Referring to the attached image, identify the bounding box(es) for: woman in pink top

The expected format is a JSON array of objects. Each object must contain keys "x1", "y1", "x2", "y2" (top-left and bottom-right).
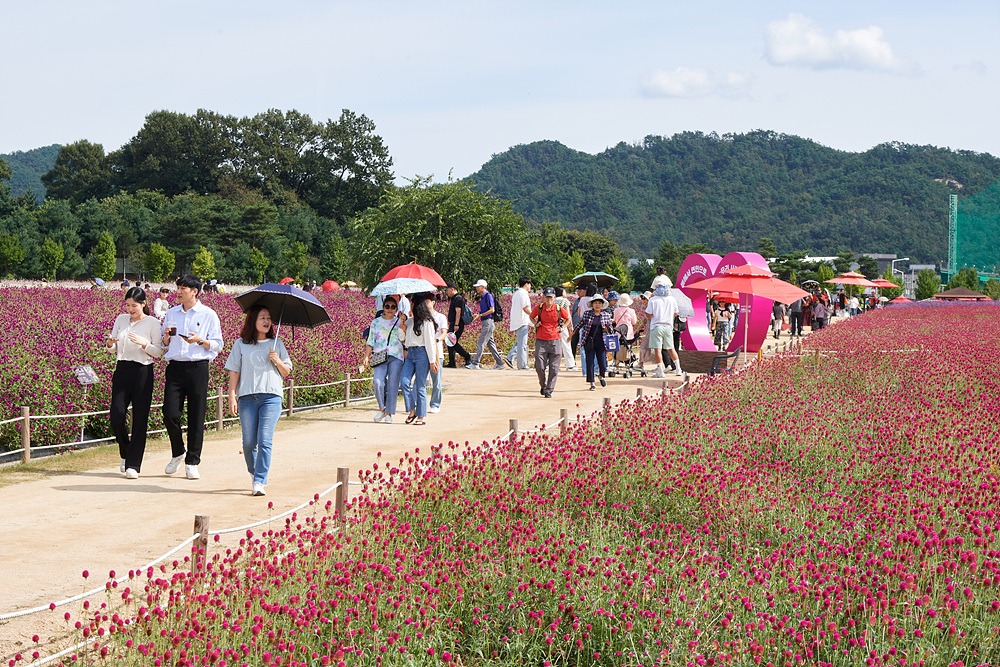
[{"x1": 612, "y1": 292, "x2": 638, "y2": 339}]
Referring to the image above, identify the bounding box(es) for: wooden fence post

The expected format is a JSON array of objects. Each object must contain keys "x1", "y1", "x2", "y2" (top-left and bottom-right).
[
  {"x1": 216, "y1": 386, "x2": 224, "y2": 431},
  {"x1": 345, "y1": 373, "x2": 352, "y2": 407},
  {"x1": 661, "y1": 380, "x2": 668, "y2": 395},
  {"x1": 287, "y1": 378, "x2": 295, "y2": 417},
  {"x1": 509, "y1": 419, "x2": 518, "y2": 442},
  {"x1": 559, "y1": 408, "x2": 568, "y2": 435},
  {"x1": 335, "y1": 467, "x2": 350, "y2": 523},
  {"x1": 602, "y1": 397, "x2": 611, "y2": 417},
  {"x1": 20, "y1": 406, "x2": 30, "y2": 463},
  {"x1": 636, "y1": 387, "x2": 643, "y2": 399},
  {"x1": 192, "y1": 514, "x2": 210, "y2": 575}
]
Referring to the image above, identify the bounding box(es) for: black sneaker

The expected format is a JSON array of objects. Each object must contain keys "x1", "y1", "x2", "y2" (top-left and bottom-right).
[
  {"x1": 540, "y1": 387, "x2": 546, "y2": 396},
  {"x1": 504, "y1": 357, "x2": 514, "y2": 369},
  {"x1": 599, "y1": 377, "x2": 606, "y2": 387},
  {"x1": 543, "y1": 390, "x2": 552, "y2": 398}
]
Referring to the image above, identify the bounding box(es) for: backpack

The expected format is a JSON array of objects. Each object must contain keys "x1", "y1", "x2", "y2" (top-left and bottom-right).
[
  {"x1": 460, "y1": 301, "x2": 473, "y2": 325},
  {"x1": 491, "y1": 294, "x2": 503, "y2": 322}
]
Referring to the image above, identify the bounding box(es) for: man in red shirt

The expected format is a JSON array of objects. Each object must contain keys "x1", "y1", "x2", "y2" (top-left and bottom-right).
[{"x1": 531, "y1": 287, "x2": 571, "y2": 398}]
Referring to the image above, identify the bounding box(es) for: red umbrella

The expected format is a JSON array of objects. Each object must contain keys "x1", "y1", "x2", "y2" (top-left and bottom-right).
[
  {"x1": 687, "y1": 264, "x2": 810, "y2": 364},
  {"x1": 321, "y1": 280, "x2": 340, "y2": 292},
  {"x1": 870, "y1": 278, "x2": 899, "y2": 289},
  {"x1": 381, "y1": 262, "x2": 447, "y2": 287},
  {"x1": 889, "y1": 296, "x2": 912, "y2": 304},
  {"x1": 688, "y1": 264, "x2": 810, "y2": 304},
  {"x1": 712, "y1": 291, "x2": 740, "y2": 304},
  {"x1": 278, "y1": 277, "x2": 295, "y2": 285},
  {"x1": 829, "y1": 272, "x2": 879, "y2": 288}
]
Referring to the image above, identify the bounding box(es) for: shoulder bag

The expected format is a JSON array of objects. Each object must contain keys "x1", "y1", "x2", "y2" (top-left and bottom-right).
[{"x1": 370, "y1": 318, "x2": 397, "y2": 367}]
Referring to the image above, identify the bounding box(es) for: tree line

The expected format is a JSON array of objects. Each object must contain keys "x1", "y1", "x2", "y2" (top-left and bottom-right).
[
  {"x1": 0, "y1": 108, "x2": 636, "y2": 290},
  {"x1": 469, "y1": 132, "x2": 1000, "y2": 263}
]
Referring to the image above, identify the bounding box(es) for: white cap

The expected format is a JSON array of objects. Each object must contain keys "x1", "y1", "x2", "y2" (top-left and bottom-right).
[{"x1": 473, "y1": 279, "x2": 488, "y2": 288}]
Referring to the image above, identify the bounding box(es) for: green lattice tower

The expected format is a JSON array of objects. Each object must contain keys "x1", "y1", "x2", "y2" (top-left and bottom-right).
[{"x1": 952, "y1": 180, "x2": 1000, "y2": 281}]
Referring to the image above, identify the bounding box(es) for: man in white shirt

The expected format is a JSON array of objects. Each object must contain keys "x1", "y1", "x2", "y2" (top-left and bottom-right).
[
  {"x1": 645, "y1": 284, "x2": 682, "y2": 378},
  {"x1": 160, "y1": 274, "x2": 224, "y2": 480},
  {"x1": 504, "y1": 277, "x2": 533, "y2": 370}
]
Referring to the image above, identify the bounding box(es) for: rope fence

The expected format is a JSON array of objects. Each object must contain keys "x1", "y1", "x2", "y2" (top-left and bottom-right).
[{"x1": 0, "y1": 374, "x2": 376, "y2": 465}]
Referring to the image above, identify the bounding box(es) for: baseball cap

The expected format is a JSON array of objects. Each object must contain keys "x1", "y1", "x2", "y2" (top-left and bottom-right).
[
  {"x1": 542, "y1": 287, "x2": 556, "y2": 297},
  {"x1": 473, "y1": 279, "x2": 488, "y2": 288}
]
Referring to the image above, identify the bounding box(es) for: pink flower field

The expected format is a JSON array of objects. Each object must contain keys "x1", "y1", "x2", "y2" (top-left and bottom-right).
[
  {"x1": 24, "y1": 303, "x2": 1000, "y2": 666},
  {"x1": 0, "y1": 287, "x2": 514, "y2": 450}
]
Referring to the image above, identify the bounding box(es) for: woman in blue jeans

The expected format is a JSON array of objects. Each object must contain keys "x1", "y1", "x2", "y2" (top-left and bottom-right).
[
  {"x1": 225, "y1": 305, "x2": 292, "y2": 496},
  {"x1": 400, "y1": 295, "x2": 439, "y2": 425},
  {"x1": 364, "y1": 296, "x2": 405, "y2": 423}
]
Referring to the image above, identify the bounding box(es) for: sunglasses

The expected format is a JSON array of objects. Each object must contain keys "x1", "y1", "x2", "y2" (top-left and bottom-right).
[{"x1": 384, "y1": 304, "x2": 398, "y2": 310}]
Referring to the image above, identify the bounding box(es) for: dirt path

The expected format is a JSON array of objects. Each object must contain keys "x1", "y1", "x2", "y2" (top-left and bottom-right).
[{"x1": 0, "y1": 364, "x2": 684, "y2": 652}]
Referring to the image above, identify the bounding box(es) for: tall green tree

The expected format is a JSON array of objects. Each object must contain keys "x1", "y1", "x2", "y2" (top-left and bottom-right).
[
  {"x1": 191, "y1": 245, "x2": 217, "y2": 280},
  {"x1": 39, "y1": 237, "x2": 64, "y2": 280},
  {"x1": 0, "y1": 232, "x2": 26, "y2": 276},
  {"x1": 758, "y1": 237, "x2": 779, "y2": 259},
  {"x1": 948, "y1": 267, "x2": 980, "y2": 291},
  {"x1": 879, "y1": 266, "x2": 903, "y2": 299},
  {"x1": 319, "y1": 234, "x2": 350, "y2": 281},
  {"x1": 982, "y1": 278, "x2": 1000, "y2": 301},
  {"x1": 915, "y1": 269, "x2": 941, "y2": 300},
  {"x1": 654, "y1": 240, "x2": 715, "y2": 285},
  {"x1": 604, "y1": 255, "x2": 633, "y2": 292},
  {"x1": 90, "y1": 231, "x2": 117, "y2": 281},
  {"x1": 349, "y1": 177, "x2": 529, "y2": 290},
  {"x1": 144, "y1": 242, "x2": 176, "y2": 281},
  {"x1": 41, "y1": 140, "x2": 112, "y2": 204},
  {"x1": 856, "y1": 255, "x2": 880, "y2": 279},
  {"x1": 564, "y1": 251, "x2": 586, "y2": 283},
  {"x1": 281, "y1": 241, "x2": 309, "y2": 281}
]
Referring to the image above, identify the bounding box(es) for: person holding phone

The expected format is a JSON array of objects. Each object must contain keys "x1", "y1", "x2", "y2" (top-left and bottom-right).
[
  {"x1": 160, "y1": 274, "x2": 224, "y2": 480},
  {"x1": 106, "y1": 287, "x2": 163, "y2": 478}
]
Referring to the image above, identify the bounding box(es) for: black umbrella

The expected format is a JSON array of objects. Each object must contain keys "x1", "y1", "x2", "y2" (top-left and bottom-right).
[
  {"x1": 572, "y1": 271, "x2": 619, "y2": 288},
  {"x1": 234, "y1": 283, "x2": 331, "y2": 343}
]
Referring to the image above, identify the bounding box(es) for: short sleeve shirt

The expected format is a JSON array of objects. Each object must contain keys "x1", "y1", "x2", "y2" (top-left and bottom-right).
[{"x1": 224, "y1": 338, "x2": 292, "y2": 398}]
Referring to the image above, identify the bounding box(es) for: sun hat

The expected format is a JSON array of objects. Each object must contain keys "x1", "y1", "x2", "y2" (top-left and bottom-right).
[
  {"x1": 473, "y1": 279, "x2": 488, "y2": 288},
  {"x1": 589, "y1": 294, "x2": 608, "y2": 307},
  {"x1": 618, "y1": 293, "x2": 634, "y2": 307},
  {"x1": 542, "y1": 286, "x2": 556, "y2": 297},
  {"x1": 642, "y1": 291, "x2": 653, "y2": 300}
]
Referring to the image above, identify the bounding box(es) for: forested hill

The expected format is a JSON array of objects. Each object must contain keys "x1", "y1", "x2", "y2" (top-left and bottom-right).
[
  {"x1": 1, "y1": 145, "x2": 59, "y2": 203},
  {"x1": 468, "y1": 131, "x2": 1000, "y2": 262}
]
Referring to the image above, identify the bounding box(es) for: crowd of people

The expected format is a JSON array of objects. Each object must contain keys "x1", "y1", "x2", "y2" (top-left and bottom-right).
[{"x1": 360, "y1": 269, "x2": 693, "y2": 424}]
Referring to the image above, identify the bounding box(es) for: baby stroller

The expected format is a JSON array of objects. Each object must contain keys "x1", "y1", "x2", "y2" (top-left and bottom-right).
[{"x1": 608, "y1": 324, "x2": 646, "y2": 378}]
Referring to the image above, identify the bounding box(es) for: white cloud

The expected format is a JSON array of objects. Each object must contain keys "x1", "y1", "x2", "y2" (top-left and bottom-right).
[
  {"x1": 765, "y1": 13, "x2": 908, "y2": 72},
  {"x1": 641, "y1": 67, "x2": 751, "y2": 98}
]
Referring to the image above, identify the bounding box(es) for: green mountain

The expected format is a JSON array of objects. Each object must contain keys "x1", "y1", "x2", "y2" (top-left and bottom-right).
[
  {"x1": 0, "y1": 144, "x2": 59, "y2": 203},
  {"x1": 468, "y1": 131, "x2": 1000, "y2": 263}
]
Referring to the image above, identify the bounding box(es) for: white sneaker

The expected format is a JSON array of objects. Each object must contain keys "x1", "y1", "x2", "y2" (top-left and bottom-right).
[
  {"x1": 651, "y1": 368, "x2": 665, "y2": 378},
  {"x1": 674, "y1": 368, "x2": 683, "y2": 377},
  {"x1": 185, "y1": 465, "x2": 200, "y2": 480},
  {"x1": 428, "y1": 406, "x2": 440, "y2": 414},
  {"x1": 252, "y1": 483, "x2": 266, "y2": 497},
  {"x1": 466, "y1": 364, "x2": 480, "y2": 370},
  {"x1": 164, "y1": 455, "x2": 185, "y2": 475},
  {"x1": 125, "y1": 468, "x2": 139, "y2": 479},
  {"x1": 373, "y1": 411, "x2": 385, "y2": 422},
  {"x1": 382, "y1": 414, "x2": 393, "y2": 423},
  {"x1": 120, "y1": 459, "x2": 126, "y2": 473}
]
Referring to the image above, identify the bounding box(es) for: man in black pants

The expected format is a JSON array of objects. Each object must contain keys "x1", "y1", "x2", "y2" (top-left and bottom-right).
[
  {"x1": 444, "y1": 282, "x2": 472, "y2": 367},
  {"x1": 160, "y1": 274, "x2": 224, "y2": 480}
]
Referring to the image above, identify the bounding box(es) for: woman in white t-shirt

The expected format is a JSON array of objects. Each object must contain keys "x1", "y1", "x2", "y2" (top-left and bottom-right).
[
  {"x1": 225, "y1": 305, "x2": 292, "y2": 496},
  {"x1": 106, "y1": 287, "x2": 163, "y2": 479}
]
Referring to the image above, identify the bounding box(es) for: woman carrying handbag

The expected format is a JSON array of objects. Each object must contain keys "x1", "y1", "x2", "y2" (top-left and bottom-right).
[
  {"x1": 574, "y1": 294, "x2": 614, "y2": 391},
  {"x1": 363, "y1": 296, "x2": 405, "y2": 423}
]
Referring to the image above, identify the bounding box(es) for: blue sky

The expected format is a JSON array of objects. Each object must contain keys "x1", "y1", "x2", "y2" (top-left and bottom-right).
[{"x1": 1, "y1": 1, "x2": 997, "y2": 182}]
